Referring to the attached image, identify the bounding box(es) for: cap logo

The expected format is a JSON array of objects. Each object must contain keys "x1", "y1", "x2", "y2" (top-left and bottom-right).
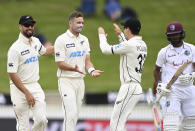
[
  {"x1": 26, "y1": 16, "x2": 30, "y2": 19},
  {"x1": 170, "y1": 25, "x2": 175, "y2": 31}
]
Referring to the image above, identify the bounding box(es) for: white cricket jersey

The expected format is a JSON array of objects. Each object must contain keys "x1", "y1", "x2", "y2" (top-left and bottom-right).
[
  {"x1": 54, "y1": 30, "x2": 90, "y2": 78},
  {"x1": 7, "y1": 33, "x2": 46, "y2": 84},
  {"x1": 99, "y1": 34, "x2": 147, "y2": 84},
  {"x1": 156, "y1": 42, "x2": 195, "y2": 85}
]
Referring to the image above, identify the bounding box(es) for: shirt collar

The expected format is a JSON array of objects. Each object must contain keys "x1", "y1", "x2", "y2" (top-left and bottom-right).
[
  {"x1": 67, "y1": 29, "x2": 81, "y2": 39},
  {"x1": 129, "y1": 36, "x2": 142, "y2": 41},
  {"x1": 170, "y1": 42, "x2": 187, "y2": 50},
  {"x1": 18, "y1": 33, "x2": 32, "y2": 44}
]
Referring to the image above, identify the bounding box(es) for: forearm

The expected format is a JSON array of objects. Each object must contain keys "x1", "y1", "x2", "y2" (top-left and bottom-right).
[
  {"x1": 9, "y1": 73, "x2": 30, "y2": 95},
  {"x1": 57, "y1": 61, "x2": 76, "y2": 71},
  {"x1": 99, "y1": 34, "x2": 113, "y2": 54}
]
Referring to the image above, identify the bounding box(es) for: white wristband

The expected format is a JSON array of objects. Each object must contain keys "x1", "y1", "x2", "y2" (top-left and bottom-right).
[{"x1": 88, "y1": 67, "x2": 95, "y2": 74}]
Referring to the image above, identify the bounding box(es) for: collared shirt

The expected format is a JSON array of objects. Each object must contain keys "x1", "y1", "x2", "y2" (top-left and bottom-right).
[
  {"x1": 7, "y1": 33, "x2": 46, "y2": 84},
  {"x1": 99, "y1": 34, "x2": 147, "y2": 84},
  {"x1": 54, "y1": 30, "x2": 90, "y2": 78},
  {"x1": 156, "y1": 42, "x2": 195, "y2": 85}
]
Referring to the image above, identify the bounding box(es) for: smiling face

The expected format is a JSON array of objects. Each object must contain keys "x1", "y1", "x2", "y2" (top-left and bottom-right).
[
  {"x1": 19, "y1": 23, "x2": 35, "y2": 38},
  {"x1": 69, "y1": 17, "x2": 84, "y2": 34}
]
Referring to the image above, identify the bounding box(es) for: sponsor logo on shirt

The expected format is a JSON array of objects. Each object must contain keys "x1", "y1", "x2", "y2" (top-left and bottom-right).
[
  {"x1": 55, "y1": 52, "x2": 60, "y2": 57},
  {"x1": 69, "y1": 50, "x2": 85, "y2": 58},
  {"x1": 21, "y1": 50, "x2": 30, "y2": 56},
  {"x1": 66, "y1": 43, "x2": 75, "y2": 48},
  {"x1": 114, "y1": 44, "x2": 122, "y2": 50},
  {"x1": 8, "y1": 63, "x2": 14, "y2": 67},
  {"x1": 24, "y1": 56, "x2": 39, "y2": 64},
  {"x1": 168, "y1": 53, "x2": 176, "y2": 57}
]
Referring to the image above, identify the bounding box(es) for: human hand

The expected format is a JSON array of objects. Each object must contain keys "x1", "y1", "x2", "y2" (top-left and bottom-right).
[
  {"x1": 25, "y1": 92, "x2": 35, "y2": 107},
  {"x1": 113, "y1": 23, "x2": 122, "y2": 35},
  {"x1": 74, "y1": 65, "x2": 86, "y2": 75},
  {"x1": 157, "y1": 83, "x2": 171, "y2": 96},
  {"x1": 178, "y1": 72, "x2": 195, "y2": 85},
  {"x1": 98, "y1": 27, "x2": 106, "y2": 35},
  {"x1": 91, "y1": 70, "x2": 104, "y2": 77}
]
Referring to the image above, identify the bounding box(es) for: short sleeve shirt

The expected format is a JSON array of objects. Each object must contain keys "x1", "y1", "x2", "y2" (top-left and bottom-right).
[
  {"x1": 54, "y1": 30, "x2": 90, "y2": 78},
  {"x1": 156, "y1": 42, "x2": 195, "y2": 84},
  {"x1": 7, "y1": 33, "x2": 46, "y2": 84}
]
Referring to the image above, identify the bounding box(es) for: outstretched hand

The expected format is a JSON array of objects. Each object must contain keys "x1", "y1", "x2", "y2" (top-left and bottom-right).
[
  {"x1": 113, "y1": 23, "x2": 122, "y2": 35},
  {"x1": 91, "y1": 70, "x2": 104, "y2": 77},
  {"x1": 74, "y1": 65, "x2": 86, "y2": 75}
]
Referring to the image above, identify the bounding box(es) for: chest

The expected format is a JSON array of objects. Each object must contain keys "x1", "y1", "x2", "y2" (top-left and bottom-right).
[
  {"x1": 19, "y1": 43, "x2": 39, "y2": 64},
  {"x1": 165, "y1": 49, "x2": 192, "y2": 66},
  {"x1": 64, "y1": 39, "x2": 87, "y2": 58}
]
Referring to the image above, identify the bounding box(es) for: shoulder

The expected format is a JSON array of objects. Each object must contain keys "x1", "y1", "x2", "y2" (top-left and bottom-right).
[
  {"x1": 8, "y1": 40, "x2": 21, "y2": 53},
  {"x1": 158, "y1": 44, "x2": 171, "y2": 54}
]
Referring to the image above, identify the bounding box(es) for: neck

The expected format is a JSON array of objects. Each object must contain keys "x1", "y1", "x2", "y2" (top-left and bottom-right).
[
  {"x1": 69, "y1": 28, "x2": 79, "y2": 37},
  {"x1": 172, "y1": 42, "x2": 183, "y2": 48},
  {"x1": 127, "y1": 34, "x2": 137, "y2": 39}
]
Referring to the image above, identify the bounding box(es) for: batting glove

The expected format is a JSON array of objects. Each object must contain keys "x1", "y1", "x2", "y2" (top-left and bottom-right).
[
  {"x1": 178, "y1": 72, "x2": 195, "y2": 85},
  {"x1": 157, "y1": 83, "x2": 171, "y2": 96}
]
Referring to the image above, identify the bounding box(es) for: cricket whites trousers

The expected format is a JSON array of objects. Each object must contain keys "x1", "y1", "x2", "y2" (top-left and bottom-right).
[
  {"x1": 58, "y1": 77, "x2": 85, "y2": 131},
  {"x1": 10, "y1": 82, "x2": 48, "y2": 131}
]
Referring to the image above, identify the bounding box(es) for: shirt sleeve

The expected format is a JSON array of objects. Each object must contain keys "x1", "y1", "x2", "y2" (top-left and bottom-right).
[
  {"x1": 7, "y1": 49, "x2": 19, "y2": 73},
  {"x1": 36, "y1": 39, "x2": 46, "y2": 56},
  {"x1": 192, "y1": 45, "x2": 195, "y2": 63},
  {"x1": 85, "y1": 37, "x2": 91, "y2": 54},
  {"x1": 54, "y1": 37, "x2": 65, "y2": 62},
  {"x1": 118, "y1": 32, "x2": 127, "y2": 43},
  {"x1": 156, "y1": 49, "x2": 166, "y2": 67}
]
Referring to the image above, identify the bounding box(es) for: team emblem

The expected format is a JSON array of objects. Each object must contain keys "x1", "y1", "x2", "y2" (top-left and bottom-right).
[
  {"x1": 34, "y1": 45, "x2": 37, "y2": 51},
  {"x1": 166, "y1": 101, "x2": 170, "y2": 107},
  {"x1": 170, "y1": 25, "x2": 175, "y2": 31},
  {"x1": 184, "y1": 50, "x2": 190, "y2": 56},
  {"x1": 80, "y1": 41, "x2": 84, "y2": 45},
  {"x1": 55, "y1": 52, "x2": 60, "y2": 57}
]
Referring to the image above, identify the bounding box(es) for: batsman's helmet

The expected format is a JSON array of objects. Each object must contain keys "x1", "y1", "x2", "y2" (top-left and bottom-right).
[{"x1": 166, "y1": 22, "x2": 185, "y2": 45}]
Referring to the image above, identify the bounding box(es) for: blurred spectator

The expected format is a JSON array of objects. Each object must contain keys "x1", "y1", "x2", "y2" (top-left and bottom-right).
[
  {"x1": 77, "y1": 0, "x2": 97, "y2": 16},
  {"x1": 104, "y1": 0, "x2": 121, "y2": 21},
  {"x1": 34, "y1": 27, "x2": 52, "y2": 48},
  {"x1": 121, "y1": 6, "x2": 138, "y2": 20}
]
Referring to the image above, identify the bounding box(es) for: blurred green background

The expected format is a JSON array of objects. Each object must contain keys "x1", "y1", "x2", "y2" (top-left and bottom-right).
[{"x1": 0, "y1": 0, "x2": 195, "y2": 93}]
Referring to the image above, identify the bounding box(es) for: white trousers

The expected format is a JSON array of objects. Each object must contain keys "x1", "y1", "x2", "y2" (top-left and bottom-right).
[
  {"x1": 10, "y1": 82, "x2": 47, "y2": 131},
  {"x1": 58, "y1": 77, "x2": 85, "y2": 131},
  {"x1": 110, "y1": 82, "x2": 142, "y2": 131}
]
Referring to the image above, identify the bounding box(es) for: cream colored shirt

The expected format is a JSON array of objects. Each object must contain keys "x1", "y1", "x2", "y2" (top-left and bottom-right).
[
  {"x1": 99, "y1": 34, "x2": 147, "y2": 84},
  {"x1": 54, "y1": 30, "x2": 90, "y2": 78},
  {"x1": 7, "y1": 33, "x2": 46, "y2": 84}
]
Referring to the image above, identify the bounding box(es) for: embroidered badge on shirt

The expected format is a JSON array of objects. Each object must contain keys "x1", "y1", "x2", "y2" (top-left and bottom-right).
[
  {"x1": 184, "y1": 50, "x2": 190, "y2": 56},
  {"x1": 8, "y1": 63, "x2": 14, "y2": 67}
]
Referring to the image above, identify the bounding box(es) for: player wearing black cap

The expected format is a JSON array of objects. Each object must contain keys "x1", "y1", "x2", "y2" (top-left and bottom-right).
[
  {"x1": 7, "y1": 15, "x2": 54, "y2": 131},
  {"x1": 98, "y1": 18, "x2": 147, "y2": 131}
]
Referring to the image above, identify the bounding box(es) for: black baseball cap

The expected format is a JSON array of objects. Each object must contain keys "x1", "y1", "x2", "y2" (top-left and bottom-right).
[
  {"x1": 19, "y1": 15, "x2": 36, "y2": 25},
  {"x1": 121, "y1": 17, "x2": 141, "y2": 35}
]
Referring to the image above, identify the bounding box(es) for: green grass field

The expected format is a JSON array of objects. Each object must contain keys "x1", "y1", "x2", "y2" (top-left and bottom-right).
[{"x1": 0, "y1": 0, "x2": 195, "y2": 93}]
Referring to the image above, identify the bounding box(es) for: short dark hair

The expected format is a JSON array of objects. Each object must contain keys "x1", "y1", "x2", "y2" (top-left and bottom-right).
[
  {"x1": 69, "y1": 11, "x2": 83, "y2": 21},
  {"x1": 121, "y1": 18, "x2": 141, "y2": 35}
]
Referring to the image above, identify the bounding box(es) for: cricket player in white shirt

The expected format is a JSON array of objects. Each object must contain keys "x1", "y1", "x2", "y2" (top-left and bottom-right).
[
  {"x1": 54, "y1": 11, "x2": 103, "y2": 131},
  {"x1": 7, "y1": 15, "x2": 54, "y2": 131},
  {"x1": 153, "y1": 21, "x2": 195, "y2": 131},
  {"x1": 98, "y1": 18, "x2": 147, "y2": 131}
]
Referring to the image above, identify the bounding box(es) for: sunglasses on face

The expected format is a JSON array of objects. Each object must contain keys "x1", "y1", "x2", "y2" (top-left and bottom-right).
[{"x1": 23, "y1": 23, "x2": 35, "y2": 28}]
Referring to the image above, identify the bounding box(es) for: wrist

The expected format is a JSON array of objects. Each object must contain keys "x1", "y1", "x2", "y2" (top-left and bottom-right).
[{"x1": 88, "y1": 67, "x2": 95, "y2": 74}]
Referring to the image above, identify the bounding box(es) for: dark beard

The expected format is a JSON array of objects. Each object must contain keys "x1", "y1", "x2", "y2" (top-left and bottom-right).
[{"x1": 23, "y1": 30, "x2": 34, "y2": 38}]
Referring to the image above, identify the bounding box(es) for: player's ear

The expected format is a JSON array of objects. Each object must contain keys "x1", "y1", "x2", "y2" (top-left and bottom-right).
[{"x1": 19, "y1": 25, "x2": 22, "y2": 30}]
